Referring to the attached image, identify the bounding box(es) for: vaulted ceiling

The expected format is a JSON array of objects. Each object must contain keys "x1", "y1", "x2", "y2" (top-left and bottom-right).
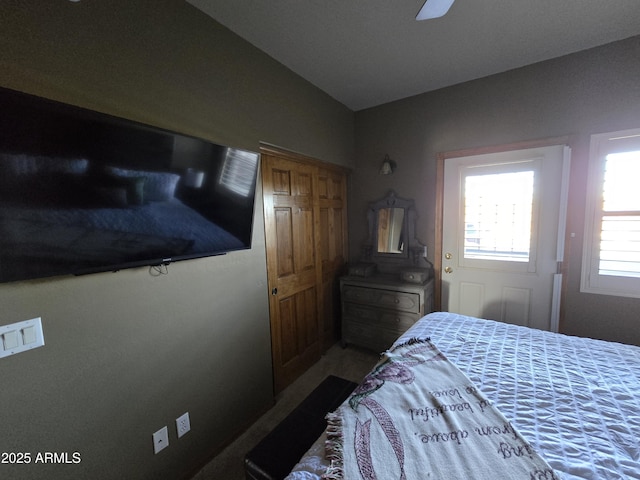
[{"x1": 188, "y1": 1, "x2": 640, "y2": 111}]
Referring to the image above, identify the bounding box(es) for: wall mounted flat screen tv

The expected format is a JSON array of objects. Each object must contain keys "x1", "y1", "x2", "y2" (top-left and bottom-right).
[{"x1": 0, "y1": 87, "x2": 259, "y2": 284}]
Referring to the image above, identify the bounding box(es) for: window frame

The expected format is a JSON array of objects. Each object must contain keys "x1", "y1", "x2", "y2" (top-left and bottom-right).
[
  {"x1": 581, "y1": 127, "x2": 640, "y2": 298},
  {"x1": 460, "y1": 159, "x2": 541, "y2": 273}
]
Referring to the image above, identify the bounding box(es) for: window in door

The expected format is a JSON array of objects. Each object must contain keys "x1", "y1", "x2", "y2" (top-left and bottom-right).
[
  {"x1": 459, "y1": 159, "x2": 540, "y2": 274},
  {"x1": 464, "y1": 170, "x2": 535, "y2": 262},
  {"x1": 582, "y1": 128, "x2": 640, "y2": 298}
]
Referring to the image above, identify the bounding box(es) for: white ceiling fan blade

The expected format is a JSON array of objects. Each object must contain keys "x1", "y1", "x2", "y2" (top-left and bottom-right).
[{"x1": 416, "y1": 0, "x2": 455, "y2": 20}]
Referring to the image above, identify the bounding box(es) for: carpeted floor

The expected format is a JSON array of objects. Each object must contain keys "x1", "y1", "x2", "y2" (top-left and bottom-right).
[{"x1": 191, "y1": 343, "x2": 380, "y2": 480}]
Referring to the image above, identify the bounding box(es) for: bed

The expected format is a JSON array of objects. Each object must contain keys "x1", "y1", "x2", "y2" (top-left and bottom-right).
[{"x1": 286, "y1": 312, "x2": 640, "y2": 479}]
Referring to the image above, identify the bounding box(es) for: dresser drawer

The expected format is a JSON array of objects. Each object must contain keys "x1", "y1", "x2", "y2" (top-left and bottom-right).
[
  {"x1": 339, "y1": 276, "x2": 434, "y2": 352},
  {"x1": 343, "y1": 303, "x2": 419, "y2": 331},
  {"x1": 342, "y1": 320, "x2": 400, "y2": 353},
  {"x1": 342, "y1": 285, "x2": 421, "y2": 313}
]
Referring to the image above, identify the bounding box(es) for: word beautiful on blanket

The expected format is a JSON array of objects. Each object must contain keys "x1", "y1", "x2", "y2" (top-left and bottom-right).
[{"x1": 324, "y1": 339, "x2": 558, "y2": 480}]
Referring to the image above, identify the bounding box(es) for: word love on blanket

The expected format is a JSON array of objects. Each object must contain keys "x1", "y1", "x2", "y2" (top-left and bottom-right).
[{"x1": 324, "y1": 339, "x2": 558, "y2": 480}]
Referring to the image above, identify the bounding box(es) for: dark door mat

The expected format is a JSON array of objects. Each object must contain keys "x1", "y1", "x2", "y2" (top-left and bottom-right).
[{"x1": 244, "y1": 375, "x2": 358, "y2": 480}]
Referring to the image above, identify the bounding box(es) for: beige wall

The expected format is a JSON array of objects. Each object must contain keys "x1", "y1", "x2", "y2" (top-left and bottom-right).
[
  {"x1": 352, "y1": 35, "x2": 640, "y2": 346},
  {"x1": 0, "y1": 1, "x2": 353, "y2": 479}
]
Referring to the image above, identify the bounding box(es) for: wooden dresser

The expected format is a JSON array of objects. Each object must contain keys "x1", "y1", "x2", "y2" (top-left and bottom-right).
[{"x1": 340, "y1": 274, "x2": 434, "y2": 352}]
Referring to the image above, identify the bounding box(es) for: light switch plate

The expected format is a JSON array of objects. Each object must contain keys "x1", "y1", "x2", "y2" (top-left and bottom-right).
[{"x1": 0, "y1": 317, "x2": 44, "y2": 359}]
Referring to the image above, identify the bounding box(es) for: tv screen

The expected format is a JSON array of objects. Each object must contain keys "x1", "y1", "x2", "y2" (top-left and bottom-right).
[{"x1": 0, "y1": 87, "x2": 259, "y2": 284}]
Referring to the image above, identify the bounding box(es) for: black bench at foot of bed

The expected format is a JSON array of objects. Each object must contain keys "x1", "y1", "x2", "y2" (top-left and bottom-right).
[{"x1": 244, "y1": 375, "x2": 358, "y2": 480}]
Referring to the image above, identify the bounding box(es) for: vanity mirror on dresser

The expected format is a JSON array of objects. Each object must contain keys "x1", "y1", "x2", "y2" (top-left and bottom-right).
[{"x1": 341, "y1": 191, "x2": 434, "y2": 352}]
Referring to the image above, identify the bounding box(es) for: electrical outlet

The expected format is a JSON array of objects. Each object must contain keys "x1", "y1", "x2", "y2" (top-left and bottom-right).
[
  {"x1": 152, "y1": 426, "x2": 169, "y2": 454},
  {"x1": 176, "y1": 412, "x2": 191, "y2": 438}
]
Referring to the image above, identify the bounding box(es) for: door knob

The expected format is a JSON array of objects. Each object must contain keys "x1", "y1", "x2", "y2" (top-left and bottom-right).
[
  {"x1": 445, "y1": 252, "x2": 452, "y2": 260},
  {"x1": 444, "y1": 267, "x2": 453, "y2": 273},
  {"x1": 271, "y1": 288, "x2": 278, "y2": 295}
]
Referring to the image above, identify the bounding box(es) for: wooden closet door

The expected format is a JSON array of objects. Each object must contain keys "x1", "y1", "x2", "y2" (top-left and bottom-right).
[
  {"x1": 317, "y1": 168, "x2": 348, "y2": 350},
  {"x1": 262, "y1": 153, "x2": 322, "y2": 393}
]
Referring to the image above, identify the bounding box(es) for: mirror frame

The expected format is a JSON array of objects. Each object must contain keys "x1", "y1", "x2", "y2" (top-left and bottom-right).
[
  {"x1": 362, "y1": 190, "x2": 427, "y2": 274},
  {"x1": 368, "y1": 191, "x2": 412, "y2": 259}
]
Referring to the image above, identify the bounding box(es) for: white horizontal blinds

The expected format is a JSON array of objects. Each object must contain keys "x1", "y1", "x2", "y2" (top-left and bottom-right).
[
  {"x1": 219, "y1": 148, "x2": 257, "y2": 197},
  {"x1": 463, "y1": 170, "x2": 535, "y2": 262},
  {"x1": 582, "y1": 129, "x2": 640, "y2": 297},
  {"x1": 598, "y1": 150, "x2": 640, "y2": 278}
]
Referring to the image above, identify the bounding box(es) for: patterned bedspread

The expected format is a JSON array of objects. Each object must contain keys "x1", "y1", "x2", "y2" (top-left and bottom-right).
[
  {"x1": 324, "y1": 338, "x2": 556, "y2": 479},
  {"x1": 287, "y1": 312, "x2": 640, "y2": 480}
]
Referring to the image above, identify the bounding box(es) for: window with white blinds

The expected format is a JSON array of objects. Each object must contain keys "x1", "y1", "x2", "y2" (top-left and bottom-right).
[{"x1": 582, "y1": 128, "x2": 640, "y2": 297}]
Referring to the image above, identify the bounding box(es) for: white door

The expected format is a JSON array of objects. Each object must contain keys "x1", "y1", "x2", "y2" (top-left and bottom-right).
[{"x1": 442, "y1": 144, "x2": 569, "y2": 331}]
